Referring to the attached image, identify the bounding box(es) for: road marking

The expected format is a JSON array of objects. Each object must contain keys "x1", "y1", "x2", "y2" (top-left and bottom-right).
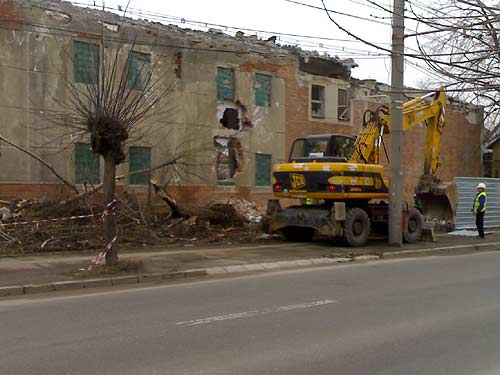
[{"x1": 176, "y1": 299, "x2": 336, "y2": 327}]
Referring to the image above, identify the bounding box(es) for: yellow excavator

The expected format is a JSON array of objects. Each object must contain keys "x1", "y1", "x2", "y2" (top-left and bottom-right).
[{"x1": 267, "y1": 87, "x2": 456, "y2": 246}]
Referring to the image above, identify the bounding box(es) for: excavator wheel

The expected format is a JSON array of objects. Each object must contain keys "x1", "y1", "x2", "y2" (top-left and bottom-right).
[
  {"x1": 343, "y1": 207, "x2": 370, "y2": 247},
  {"x1": 403, "y1": 208, "x2": 424, "y2": 243},
  {"x1": 281, "y1": 226, "x2": 315, "y2": 242}
]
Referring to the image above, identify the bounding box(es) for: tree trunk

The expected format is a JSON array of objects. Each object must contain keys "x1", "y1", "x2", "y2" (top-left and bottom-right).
[{"x1": 104, "y1": 154, "x2": 118, "y2": 266}]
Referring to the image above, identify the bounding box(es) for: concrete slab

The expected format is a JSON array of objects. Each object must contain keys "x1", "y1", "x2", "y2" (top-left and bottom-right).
[
  {"x1": 24, "y1": 284, "x2": 55, "y2": 294},
  {"x1": 184, "y1": 269, "x2": 208, "y2": 278},
  {"x1": 51, "y1": 280, "x2": 85, "y2": 291},
  {"x1": 206, "y1": 267, "x2": 227, "y2": 275},
  {"x1": 140, "y1": 273, "x2": 163, "y2": 283},
  {"x1": 260, "y1": 262, "x2": 282, "y2": 270},
  {"x1": 355, "y1": 255, "x2": 380, "y2": 261},
  {"x1": 242, "y1": 264, "x2": 266, "y2": 271},
  {"x1": 296, "y1": 259, "x2": 313, "y2": 266},
  {"x1": 111, "y1": 276, "x2": 139, "y2": 285},
  {"x1": 310, "y1": 258, "x2": 330, "y2": 265},
  {"x1": 84, "y1": 278, "x2": 113, "y2": 288},
  {"x1": 0, "y1": 285, "x2": 23, "y2": 297},
  {"x1": 163, "y1": 272, "x2": 186, "y2": 280},
  {"x1": 224, "y1": 265, "x2": 246, "y2": 273},
  {"x1": 207, "y1": 267, "x2": 226, "y2": 275},
  {"x1": 277, "y1": 261, "x2": 299, "y2": 268}
]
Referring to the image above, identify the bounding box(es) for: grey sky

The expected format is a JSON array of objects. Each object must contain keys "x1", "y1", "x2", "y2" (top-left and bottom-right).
[{"x1": 74, "y1": 0, "x2": 439, "y2": 88}]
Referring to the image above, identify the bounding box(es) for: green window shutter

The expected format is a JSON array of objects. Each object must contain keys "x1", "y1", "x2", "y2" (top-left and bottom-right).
[
  {"x1": 75, "y1": 143, "x2": 100, "y2": 184},
  {"x1": 129, "y1": 146, "x2": 151, "y2": 185},
  {"x1": 128, "y1": 51, "x2": 151, "y2": 91},
  {"x1": 74, "y1": 41, "x2": 99, "y2": 84},
  {"x1": 255, "y1": 153, "x2": 272, "y2": 186},
  {"x1": 255, "y1": 73, "x2": 272, "y2": 107},
  {"x1": 216, "y1": 67, "x2": 234, "y2": 100}
]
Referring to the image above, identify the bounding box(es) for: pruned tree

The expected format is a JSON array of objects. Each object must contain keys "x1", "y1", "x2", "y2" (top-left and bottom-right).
[
  {"x1": 41, "y1": 30, "x2": 181, "y2": 265},
  {"x1": 410, "y1": 0, "x2": 500, "y2": 137}
]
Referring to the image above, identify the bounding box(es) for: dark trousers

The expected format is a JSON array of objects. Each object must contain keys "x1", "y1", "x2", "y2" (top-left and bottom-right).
[{"x1": 476, "y1": 212, "x2": 485, "y2": 238}]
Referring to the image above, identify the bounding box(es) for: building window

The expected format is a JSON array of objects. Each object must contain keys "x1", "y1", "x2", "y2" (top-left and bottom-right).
[
  {"x1": 255, "y1": 73, "x2": 272, "y2": 107},
  {"x1": 74, "y1": 143, "x2": 99, "y2": 184},
  {"x1": 216, "y1": 67, "x2": 235, "y2": 101},
  {"x1": 214, "y1": 137, "x2": 241, "y2": 185},
  {"x1": 129, "y1": 146, "x2": 151, "y2": 185},
  {"x1": 255, "y1": 153, "x2": 272, "y2": 186},
  {"x1": 338, "y1": 88, "x2": 350, "y2": 121},
  {"x1": 128, "y1": 51, "x2": 151, "y2": 91},
  {"x1": 311, "y1": 85, "x2": 325, "y2": 118},
  {"x1": 74, "y1": 41, "x2": 99, "y2": 84}
]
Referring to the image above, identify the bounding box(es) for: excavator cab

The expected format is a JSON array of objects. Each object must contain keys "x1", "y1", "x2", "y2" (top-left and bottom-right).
[{"x1": 289, "y1": 135, "x2": 356, "y2": 163}]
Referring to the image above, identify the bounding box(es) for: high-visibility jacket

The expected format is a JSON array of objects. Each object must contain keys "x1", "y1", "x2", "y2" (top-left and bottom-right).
[
  {"x1": 413, "y1": 195, "x2": 423, "y2": 210},
  {"x1": 473, "y1": 191, "x2": 487, "y2": 213}
]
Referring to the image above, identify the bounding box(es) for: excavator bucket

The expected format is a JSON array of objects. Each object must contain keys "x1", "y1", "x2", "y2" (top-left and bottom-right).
[{"x1": 417, "y1": 179, "x2": 457, "y2": 225}]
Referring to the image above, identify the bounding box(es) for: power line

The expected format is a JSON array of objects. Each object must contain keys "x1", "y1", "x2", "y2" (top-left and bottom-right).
[
  {"x1": 285, "y1": 0, "x2": 392, "y2": 26},
  {"x1": 72, "y1": 1, "x2": 391, "y2": 45}
]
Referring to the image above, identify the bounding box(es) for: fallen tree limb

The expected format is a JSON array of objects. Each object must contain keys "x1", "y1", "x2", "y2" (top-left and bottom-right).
[{"x1": 150, "y1": 178, "x2": 189, "y2": 218}]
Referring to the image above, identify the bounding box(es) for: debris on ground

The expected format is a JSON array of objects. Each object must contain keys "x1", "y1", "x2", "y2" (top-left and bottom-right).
[
  {"x1": 449, "y1": 229, "x2": 491, "y2": 237},
  {"x1": 0, "y1": 193, "x2": 268, "y2": 255}
]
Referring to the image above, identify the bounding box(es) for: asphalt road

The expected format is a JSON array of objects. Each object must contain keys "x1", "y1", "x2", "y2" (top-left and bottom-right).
[{"x1": 2, "y1": 252, "x2": 500, "y2": 375}]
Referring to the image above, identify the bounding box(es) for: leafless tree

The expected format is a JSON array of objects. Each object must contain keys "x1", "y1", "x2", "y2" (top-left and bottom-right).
[{"x1": 40, "y1": 31, "x2": 184, "y2": 265}]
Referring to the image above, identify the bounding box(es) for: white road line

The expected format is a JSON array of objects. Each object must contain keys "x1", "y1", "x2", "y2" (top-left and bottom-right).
[{"x1": 176, "y1": 299, "x2": 337, "y2": 327}]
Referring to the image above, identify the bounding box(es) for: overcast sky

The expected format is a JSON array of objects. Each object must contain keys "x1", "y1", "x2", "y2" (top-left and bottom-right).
[{"x1": 74, "y1": 0, "x2": 440, "y2": 88}]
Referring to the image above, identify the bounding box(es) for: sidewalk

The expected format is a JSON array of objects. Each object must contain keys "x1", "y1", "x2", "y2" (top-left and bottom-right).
[{"x1": 1, "y1": 230, "x2": 499, "y2": 297}]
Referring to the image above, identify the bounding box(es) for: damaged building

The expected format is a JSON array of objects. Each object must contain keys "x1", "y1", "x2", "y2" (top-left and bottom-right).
[{"x1": 0, "y1": 0, "x2": 484, "y2": 208}]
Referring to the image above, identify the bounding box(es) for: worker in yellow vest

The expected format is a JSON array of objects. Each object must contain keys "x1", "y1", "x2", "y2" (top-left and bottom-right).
[{"x1": 472, "y1": 182, "x2": 487, "y2": 238}]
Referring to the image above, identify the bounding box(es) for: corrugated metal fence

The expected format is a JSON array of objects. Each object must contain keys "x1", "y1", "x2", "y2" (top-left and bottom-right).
[{"x1": 455, "y1": 177, "x2": 500, "y2": 229}]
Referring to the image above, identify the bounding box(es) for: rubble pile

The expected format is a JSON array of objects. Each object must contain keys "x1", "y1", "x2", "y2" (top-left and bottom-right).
[
  {"x1": 0, "y1": 195, "x2": 267, "y2": 255},
  {"x1": 0, "y1": 199, "x2": 101, "y2": 254},
  {"x1": 156, "y1": 199, "x2": 265, "y2": 245}
]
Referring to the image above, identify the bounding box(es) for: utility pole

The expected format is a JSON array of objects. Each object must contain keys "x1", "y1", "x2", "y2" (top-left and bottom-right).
[{"x1": 388, "y1": 0, "x2": 405, "y2": 246}]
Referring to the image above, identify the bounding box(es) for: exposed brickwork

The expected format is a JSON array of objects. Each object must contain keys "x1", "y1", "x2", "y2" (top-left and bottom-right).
[
  {"x1": 0, "y1": 182, "x2": 274, "y2": 212},
  {"x1": 165, "y1": 185, "x2": 273, "y2": 210},
  {"x1": 0, "y1": 183, "x2": 70, "y2": 201},
  {"x1": 0, "y1": 0, "x2": 21, "y2": 30}
]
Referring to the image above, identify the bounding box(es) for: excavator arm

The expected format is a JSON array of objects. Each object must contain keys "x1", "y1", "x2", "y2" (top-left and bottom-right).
[
  {"x1": 349, "y1": 88, "x2": 455, "y2": 219},
  {"x1": 379, "y1": 88, "x2": 446, "y2": 179},
  {"x1": 350, "y1": 88, "x2": 446, "y2": 177}
]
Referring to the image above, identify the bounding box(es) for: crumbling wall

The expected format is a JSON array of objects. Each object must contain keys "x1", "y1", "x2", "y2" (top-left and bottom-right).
[{"x1": 0, "y1": 0, "x2": 292, "y2": 208}]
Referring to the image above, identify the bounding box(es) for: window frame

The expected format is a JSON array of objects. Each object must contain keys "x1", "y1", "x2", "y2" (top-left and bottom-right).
[
  {"x1": 311, "y1": 84, "x2": 325, "y2": 118},
  {"x1": 214, "y1": 137, "x2": 239, "y2": 186},
  {"x1": 216, "y1": 67, "x2": 235, "y2": 101},
  {"x1": 254, "y1": 73, "x2": 272, "y2": 107},
  {"x1": 73, "y1": 41, "x2": 99, "y2": 84},
  {"x1": 74, "y1": 143, "x2": 100, "y2": 184},
  {"x1": 255, "y1": 153, "x2": 272, "y2": 187},
  {"x1": 128, "y1": 146, "x2": 151, "y2": 185},
  {"x1": 337, "y1": 88, "x2": 350, "y2": 121},
  {"x1": 128, "y1": 51, "x2": 151, "y2": 91}
]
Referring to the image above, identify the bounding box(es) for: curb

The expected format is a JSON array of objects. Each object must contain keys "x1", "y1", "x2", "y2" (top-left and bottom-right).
[
  {"x1": 0, "y1": 242, "x2": 498, "y2": 298},
  {"x1": 383, "y1": 241, "x2": 500, "y2": 258},
  {"x1": 0, "y1": 269, "x2": 209, "y2": 298}
]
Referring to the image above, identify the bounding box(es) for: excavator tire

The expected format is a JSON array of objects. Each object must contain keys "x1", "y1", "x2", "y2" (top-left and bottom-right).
[
  {"x1": 343, "y1": 207, "x2": 370, "y2": 247},
  {"x1": 403, "y1": 208, "x2": 424, "y2": 243},
  {"x1": 281, "y1": 226, "x2": 315, "y2": 242}
]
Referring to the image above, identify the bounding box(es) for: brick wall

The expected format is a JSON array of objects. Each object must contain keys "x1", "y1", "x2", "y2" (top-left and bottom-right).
[
  {"x1": 0, "y1": 0, "x2": 21, "y2": 30},
  {"x1": 0, "y1": 183, "x2": 70, "y2": 201}
]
